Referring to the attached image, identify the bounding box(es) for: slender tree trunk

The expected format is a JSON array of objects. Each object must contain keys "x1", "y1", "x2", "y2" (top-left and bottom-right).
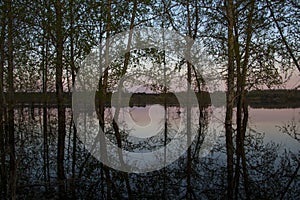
[
  {"x1": 110, "y1": 1, "x2": 138, "y2": 198},
  {"x1": 233, "y1": 9, "x2": 242, "y2": 199},
  {"x1": 184, "y1": 1, "x2": 200, "y2": 198},
  {"x1": 0, "y1": 2, "x2": 7, "y2": 198},
  {"x1": 54, "y1": 0, "x2": 66, "y2": 196},
  {"x1": 7, "y1": 0, "x2": 16, "y2": 199},
  {"x1": 241, "y1": 97, "x2": 249, "y2": 199},
  {"x1": 95, "y1": 7, "x2": 107, "y2": 199},
  {"x1": 186, "y1": 2, "x2": 193, "y2": 198},
  {"x1": 42, "y1": 1, "x2": 50, "y2": 190},
  {"x1": 97, "y1": 0, "x2": 112, "y2": 198},
  {"x1": 186, "y1": 56, "x2": 193, "y2": 199},
  {"x1": 233, "y1": 1, "x2": 255, "y2": 198},
  {"x1": 69, "y1": 1, "x2": 77, "y2": 198},
  {"x1": 0, "y1": 2, "x2": 7, "y2": 197},
  {"x1": 225, "y1": 0, "x2": 235, "y2": 199},
  {"x1": 162, "y1": 22, "x2": 168, "y2": 200},
  {"x1": 186, "y1": 60, "x2": 194, "y2": 199},
  {"x1": 45, "y1": 26, "x2": 51, "y2": 192},
  {"x1": 239, "y1": 1, "x2": 255, "y2": 198}
]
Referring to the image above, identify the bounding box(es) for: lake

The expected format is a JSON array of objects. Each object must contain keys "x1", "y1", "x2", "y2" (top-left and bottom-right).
[{"x1": 2, "y1": 104, "x2": 300, "y2": 199}]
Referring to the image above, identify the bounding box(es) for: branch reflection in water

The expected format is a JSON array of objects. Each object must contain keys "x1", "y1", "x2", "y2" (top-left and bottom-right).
[{"x1": 5, "y1": 104, "x2": 300, "y2": 199}]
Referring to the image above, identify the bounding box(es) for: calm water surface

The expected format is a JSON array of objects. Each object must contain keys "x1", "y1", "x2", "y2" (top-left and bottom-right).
[{"x1": 9, "y1": 105, "x2": 300, "y2": 199}]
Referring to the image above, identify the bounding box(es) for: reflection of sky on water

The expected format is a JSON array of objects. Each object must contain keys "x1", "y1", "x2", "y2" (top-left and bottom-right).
[
  {"x1": 248, "y1": 108, "x2": 300, "y2": 153},
  {"x1": 118, "y1": 105, "x2": 167, "y2": 138},
  {"x1": 108, "y1": 105, "x2": 192, "y2": 139},
  {"x1": 207, "y1": 107, "x2": 300, "y2": 154},
  {"x1": 105, "y1": 105, "x2": 223, "y2": 156},
  {"x1": 107, "y1": 105, "x2": 300, "y2": 153}
]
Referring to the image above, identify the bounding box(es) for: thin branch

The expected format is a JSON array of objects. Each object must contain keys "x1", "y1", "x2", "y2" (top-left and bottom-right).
[{"x1": 266, "y1": 0, "x2": 300, "y2": 72}]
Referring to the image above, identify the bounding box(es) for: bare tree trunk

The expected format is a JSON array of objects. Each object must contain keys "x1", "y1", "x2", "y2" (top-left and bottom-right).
[
  {"x1": 42, "y1": 0, "x2": 50, "y2": 191},
  {"x1": 162, "y1": 21, "x2": 168, "y2": 200},
  {"x1": 54, "y1": 0, "x2": 66, "y2": 196},
  {"x1": 185, "y1": 1, "x2": 194, "y2": 199},
  {"x1": 186, "y1": 59, "x2": 193, "y2": 199},
  {"x1": 97, "y1": 0, "x2": 113, "y2": 198},
  {"x1": 225, "y1": 0, "x2": 235, "y2": 199},
  {"x1": 0, "y1": 2, "x2": 7, "y2": 197},
  {"x1": 239, "y1": 2, "x2": 255, "y2": 198},
  {"x1": 241, "y1": 97, "x2": 249, "y2": 199},
  {"x1": 233, "y1": 1, "x2": 254, "y2": 198},
  {"x1": 94, "y1": 6, "x2": 109, "y2": 199},
  {"x1": 185, "y1": 58, "x2": 196, "y2": 199},
  {"x1": 182, "y1": 1, "x2": 202, "y2": 198},
  {"x1": 69, "y1": 1, "x2": 77, "y2": 198},
  {"x1": 234, "y1": 32, "x2": 242, "y2": 200},
  {"x1": 233, "y1": 5, "x2": 243, "y2": 197},
  {"x1": 7, "y1": 0, "x2": 16, "y2": 199},
  {"x1": 110, "y1": 1, "x2": 138, "y2": 198}
]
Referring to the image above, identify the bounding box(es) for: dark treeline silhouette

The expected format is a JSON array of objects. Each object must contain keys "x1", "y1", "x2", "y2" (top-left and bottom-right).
[{"x1": 2, "y1": 89, "x2": 300, "y2": 108}]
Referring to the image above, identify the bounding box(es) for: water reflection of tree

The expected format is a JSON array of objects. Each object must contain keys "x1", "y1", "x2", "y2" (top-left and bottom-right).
[
  {"x1": 278, "y1": 117, "x2": 300, "y2": 200},
  {"x1": 189, "y1": 128, "x2": 300, "y2": 199},
  {"x1": 2, "y1": 106, "x2": 299, "y2": 199},
  {"x1": 279, "y1": 118, "x2": 300, "y2": 143}
]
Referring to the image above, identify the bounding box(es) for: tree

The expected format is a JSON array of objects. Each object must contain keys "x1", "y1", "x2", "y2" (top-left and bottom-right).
[
  {"x1": 110, "y1": 0, "x2": 138, "y2": 199},
  {"x1": 97, "y1": 0, "x2": 112, "y2": 198},
  {"x1": 6, "y1": 0, "x2": 16, "y2": 199},
  {"x1": 40, "y1": 0, "x2": 51, "y2": 191},
  {"x1": 54, "y1": 0, "x2": 66, "y2": 195},
  {"x1": 0, "y1": 1, "x2": 7, "y2": 197},
  {"x1": 224, "y1": 0, "x2": 235, "y2": 198},
  {"x1": 233, "y1": 1, "x2": 255, "y2": 198}
]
